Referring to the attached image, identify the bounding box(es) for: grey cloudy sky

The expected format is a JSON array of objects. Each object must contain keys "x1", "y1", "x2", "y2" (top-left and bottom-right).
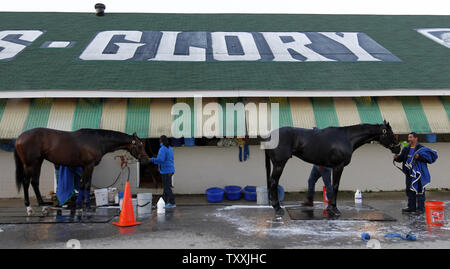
[{"x1": 1, "y1": 0, "x2": 449, "y2": 15}]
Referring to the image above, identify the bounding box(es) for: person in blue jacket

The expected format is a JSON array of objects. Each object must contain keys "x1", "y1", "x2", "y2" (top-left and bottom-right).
[
  {"x1": 394, "y1": 132, "x2": 438, "y2": 214},
  {"x1": 145, "y1": 135, "x2": 176, "y2": 208}
]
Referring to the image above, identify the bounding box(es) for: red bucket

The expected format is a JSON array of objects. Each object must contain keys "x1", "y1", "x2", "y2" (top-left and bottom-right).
[
  {"x1": 323, "y1": 186, "x2": 328, "y2": 204},
  {"x1": 425, "y1": 201, "x2": 445, "y2": 226}
]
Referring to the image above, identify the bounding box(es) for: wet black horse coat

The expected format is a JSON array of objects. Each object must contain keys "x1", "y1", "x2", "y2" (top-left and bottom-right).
[
  {"x1": 14, "y1": 128, "x2": 149, "y2": 212},
  {"x1": 264, "y1": 122, "x2": 400, "y2": 217}
]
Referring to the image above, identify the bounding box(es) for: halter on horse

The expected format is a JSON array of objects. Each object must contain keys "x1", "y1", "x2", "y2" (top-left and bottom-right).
[
  {"x1": 264, "y1": 121, "x2": 400, "y2": 217},
  {"x1": 14, "y1": 128, "x2": 149, "y2": 214}
]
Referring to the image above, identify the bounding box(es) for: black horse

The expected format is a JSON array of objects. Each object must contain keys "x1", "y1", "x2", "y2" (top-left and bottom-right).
[
  {"x1": 14, "y1": 128, "x2": 149, "y2": 214},
  {"x1": 264, "y1": 121, "x2": 401, "y2": 217}
]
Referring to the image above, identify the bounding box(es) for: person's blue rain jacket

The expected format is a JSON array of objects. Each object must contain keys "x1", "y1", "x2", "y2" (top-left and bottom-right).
[
  {"x1": 405, "y1": 146, "x2": 438, "y2": 194},
  {"x1": 395, "y1": 144, "x2": 423, "y2": 174},
  {"x1": 150, "y1": 143, "x2": 175, "y2": 174}
]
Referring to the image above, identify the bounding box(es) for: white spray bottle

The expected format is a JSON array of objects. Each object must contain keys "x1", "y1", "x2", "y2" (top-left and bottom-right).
[
  {"x1": 355, "y1": 189, "x2": 362, "y2": 204},
  {"x1": 157, "y1": 197, "x2": 165, "y2": 214}
]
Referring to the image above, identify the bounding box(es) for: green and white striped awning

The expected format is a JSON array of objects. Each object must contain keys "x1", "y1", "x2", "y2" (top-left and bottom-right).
[{"x1": 0, "y1": 96, "x2": 448, "y2": 139}]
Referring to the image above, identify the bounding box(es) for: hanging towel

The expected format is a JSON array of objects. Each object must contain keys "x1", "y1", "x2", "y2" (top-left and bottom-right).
[
  {"x1": 237, "y1": 138, "x2": 250, "y2": 162},
  {"x1": 56, "y1": 166, "x2": 82, "y2": 206},
  {"x1": 385, "y1": 233, "x2": 417, "y2": 241}
]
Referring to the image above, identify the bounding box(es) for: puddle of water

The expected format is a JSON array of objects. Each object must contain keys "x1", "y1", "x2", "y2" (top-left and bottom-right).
[{"x1": 210, "y1": 202, "x2": 450, "y2": 244}]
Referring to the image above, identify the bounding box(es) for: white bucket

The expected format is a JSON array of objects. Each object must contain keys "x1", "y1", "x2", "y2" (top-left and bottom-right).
[
  {"x1": 94, "y1": 188, "x2": 109, "y2": 206},
  {"x1": 256, "y1": 186, "x2": 269, "y2": 205},
  {"x1": 132, "y1": 198, "x2": 138, "y2": 220},
  {"x1": 118, "y1": 197, "x2": 138, "y2": 220},
  {"x1": 107, "y1": 188, "x2": 118, "y2": 204},
  {"x1": 137, "y1": 193, "x2": 152, "y2": 215}
]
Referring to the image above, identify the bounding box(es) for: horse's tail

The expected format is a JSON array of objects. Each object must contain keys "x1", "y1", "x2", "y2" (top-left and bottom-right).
[
  {"x1": 265, "y1": 150, "x2": 271, "y2": 189},
  {"x1": 14, "y1": 148, "x2": 24, "y2": 192}
]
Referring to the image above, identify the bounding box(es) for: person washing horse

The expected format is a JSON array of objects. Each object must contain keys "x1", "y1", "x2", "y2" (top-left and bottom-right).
[
  {"x1": 394, "y1": 132, "x2": 438, "y2": 214},
  {"x1": 302, "y1": 165, "x2": 333, "y2": 206},
  {"x1": 142, "y1": 135, "x2": 176, "y2": 208}
]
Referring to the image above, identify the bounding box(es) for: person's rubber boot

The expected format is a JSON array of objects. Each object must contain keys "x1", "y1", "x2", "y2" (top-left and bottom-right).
[
  {"x1": 302, "y1": 197, "x2": 314, "y2": 207},
  {"x1": 402, "y1": 207, "x2": 416, "y2": 213},
  {"x1": 415, "y1": 208, "x2": 425, "y2": 215}
]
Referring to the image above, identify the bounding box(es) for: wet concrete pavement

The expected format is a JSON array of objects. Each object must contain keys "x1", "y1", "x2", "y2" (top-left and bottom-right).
[{"x1": 0, "y1": 193, "x2": 450, "y2": 249}]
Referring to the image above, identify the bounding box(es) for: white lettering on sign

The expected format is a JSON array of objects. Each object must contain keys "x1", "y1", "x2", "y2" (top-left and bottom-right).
[
  {"x1": 211, "y1": 32, "x2": 261, "y2": 61},
  {"x1": 262, "y1": 32, "x2": 334, "y2": 61},
  {"x1": 0, "y1": 30, "x2": 402, "y2": 62},
  {"x1": 0, "y1": 30, "x2": 44, "y2": 61},
  {"x1": 152, "y1": 31, "x2": 206, "y2": 61},
  {"x1": 416, "y1": 28, "x2": 450, "y2": 48},
  {"x1": 77, "y1": 31, "x2": 400, "y2": 62},
  {"x1": 319, "y1": 32, "x2": 380, "y2": 61},
  {"x1": 79, "y1": 31, "x2": 145, "y2": 60}
]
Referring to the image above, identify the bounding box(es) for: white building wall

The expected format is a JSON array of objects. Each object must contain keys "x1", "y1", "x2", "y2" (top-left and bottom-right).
[
  {"x1": 0, "y1": 143, "x2": 449, "y2": 198},
  {"x1": 170, "y1": 143, "x2": 450, "y2": 194},
  {"x1": 0, "y1": 151, "x2": 55, "y2": 199}
]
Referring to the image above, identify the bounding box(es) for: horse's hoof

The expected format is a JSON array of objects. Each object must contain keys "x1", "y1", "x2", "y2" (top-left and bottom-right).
[
  {"x1": 81, "y1": 204, "x2": 92, "y2": 214},
  {"x1": 41, "y1": 206, "x2": 49, "y2": 216},
  {"x1": 271, "y1": 216, "x2": 283, "y2": 223},
  {"x1": 26, "y1": 206, "x2": 33, "y2": 216},
  {"x1": 326, "y1": 206, "x2": 341, "y2": 217},
  {"x1": 275, "y1": 208, "x2": 285, "y2": 217}
]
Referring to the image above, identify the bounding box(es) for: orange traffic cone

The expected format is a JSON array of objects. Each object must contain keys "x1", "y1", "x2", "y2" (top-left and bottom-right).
[
  {"x1": 323, "y1": 186, "x2": 328, "y2": 204},
  {"x1": 113, "y1": 182, "x2": 141, "y2": 227}
]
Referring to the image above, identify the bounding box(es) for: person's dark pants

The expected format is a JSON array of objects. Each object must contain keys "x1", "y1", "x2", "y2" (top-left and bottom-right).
[
  {"x1": 162, "y1": 173, "x2": 175, "y2": 204},
  {"x1": 307, "y1": 166, "x2": 333, "y2": 200},
  {"x1": 405, "y1": 175, "x2": 425, "y2": 211}
]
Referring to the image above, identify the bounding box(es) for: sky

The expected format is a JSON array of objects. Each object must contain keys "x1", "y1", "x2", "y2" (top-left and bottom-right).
[{"x1": 1, "y1": 0, "x2": 449, "y2": 15}]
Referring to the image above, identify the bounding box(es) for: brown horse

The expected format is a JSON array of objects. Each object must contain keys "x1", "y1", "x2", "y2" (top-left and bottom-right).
[{"x1": 14, "y1": 128, "x2": 149, "y2": 214}]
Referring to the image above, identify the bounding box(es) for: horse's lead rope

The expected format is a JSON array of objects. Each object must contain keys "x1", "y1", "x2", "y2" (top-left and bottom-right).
[
  {"x1": 392, "y1": 159, "x2": 405, "y2": 174},
  {"x1": 393, "y1": 158, "x2": 418, "y2": 176},
  {"x1": 91, "y1": 164, "x2": 130, "y2": 189}
]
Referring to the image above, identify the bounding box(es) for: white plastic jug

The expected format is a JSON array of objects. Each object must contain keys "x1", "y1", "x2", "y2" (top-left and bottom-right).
[
  {"x1": 355, "y1": 189, "x2": 362, "y2": 204},
  {"x1": 157, "y1": 197, "x2": 165, "y2": 214}
]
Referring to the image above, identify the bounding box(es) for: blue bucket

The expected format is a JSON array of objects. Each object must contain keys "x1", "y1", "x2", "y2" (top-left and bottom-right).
[
  {"x1": 425, "y1": 134, "x2": 437, "y2": 143},
  {"x1": 171, "y1": 138, "x2": 184, "y2": 147},
  {"x1": 243, "y1": 186, "x2": 257, "y2": 201},
  {"x1": 184, "y1": 138, "x2": 195, "y2": 146},
  {"x1": 224, "y1": 185, "x2": 242, "y2": 200},
  {"x1": 206, "y1": 187, "x2": 224, "y2": 203}
]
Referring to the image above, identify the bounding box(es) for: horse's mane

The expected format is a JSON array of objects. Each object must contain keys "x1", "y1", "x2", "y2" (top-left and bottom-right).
[
  {"x1": 340, "y1": 123, "x2": 384, "y2": 133},
  {"x1": 75, "y1": 129, "x2": 137, "y2": 145},
  {"x1": 77, "y1": 128, "x2": 132, "y2": 138},
  {"x1": 342, "y1": 123, "x2": 382, "y2": 129}
]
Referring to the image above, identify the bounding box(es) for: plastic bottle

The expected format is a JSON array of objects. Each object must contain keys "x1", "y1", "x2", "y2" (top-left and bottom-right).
[
  {"x1": 157, "y1": 197, "x2": 165, "y2": 214},
  {"x1": 355, "y1": 189, "x2": 362, "y2": 204}
]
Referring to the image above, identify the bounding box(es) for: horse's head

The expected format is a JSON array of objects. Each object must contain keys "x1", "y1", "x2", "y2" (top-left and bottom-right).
[
  {"x1": 128, "y1": 133, "x2": 150, "y2": 162},
  {"x1": 379, "y1": 120, "x2": 401, "y2": 154}
]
